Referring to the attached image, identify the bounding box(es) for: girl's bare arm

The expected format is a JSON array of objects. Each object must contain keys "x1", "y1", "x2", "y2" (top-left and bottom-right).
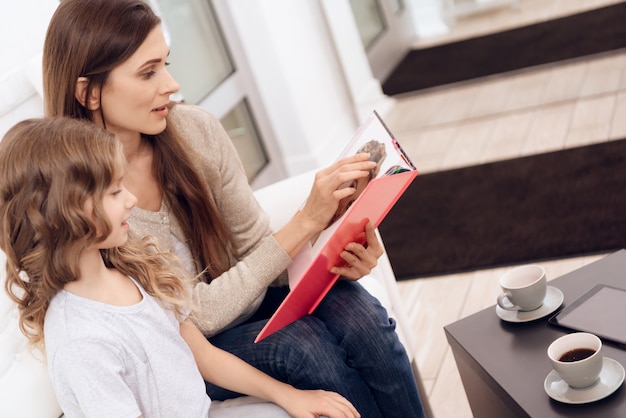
[{"x1": 180, "y1": 319, "x2": 360, "y2": 418}]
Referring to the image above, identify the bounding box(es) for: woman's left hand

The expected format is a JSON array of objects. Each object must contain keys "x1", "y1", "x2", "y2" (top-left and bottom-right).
[{"x1": 330, "y1": 221, "x2": 383, "y2": 280}]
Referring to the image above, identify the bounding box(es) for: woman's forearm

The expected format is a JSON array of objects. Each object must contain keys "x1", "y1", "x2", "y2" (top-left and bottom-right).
[{"x1": 272, "y1": 209, "x2": 321, "y2": 258}]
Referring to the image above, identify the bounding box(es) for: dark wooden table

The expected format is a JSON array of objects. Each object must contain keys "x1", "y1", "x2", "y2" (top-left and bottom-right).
[{"x1": 444, "y1": 249, "x2": 626, "y2": 417}]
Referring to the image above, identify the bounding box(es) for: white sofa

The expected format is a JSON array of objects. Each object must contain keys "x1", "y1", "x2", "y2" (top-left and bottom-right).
[{"x1": 0, "y1": 170, "x2": 428, "y2": 417}]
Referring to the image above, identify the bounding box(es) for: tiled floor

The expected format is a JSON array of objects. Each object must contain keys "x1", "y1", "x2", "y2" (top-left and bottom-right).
[{"x1": 383, "y1": 0, "x2": 626, "y2": 416}]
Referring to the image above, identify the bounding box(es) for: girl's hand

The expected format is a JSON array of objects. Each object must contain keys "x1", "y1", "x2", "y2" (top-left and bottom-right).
[
  {"x1": 331, "y1": 221, "x2": 383, "y2": 280},
  {"x1": 299, "y1": 153, "x2": 376, "y2": 232},
  {"x1": 281, "y1": 388, "x2": 360, "y2": 418}
]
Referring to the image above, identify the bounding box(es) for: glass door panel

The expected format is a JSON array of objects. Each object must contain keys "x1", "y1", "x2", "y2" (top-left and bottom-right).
[
  {"x1": 350, "y1": 0, "x2": 386, "y2": 50},
  {"x1": 158, "y1": 0, "x2": 233, "y2": 104},
  {"x1": 221, "y1": 100, "x2": 269, "y2": 182},
  {"x1": 390, "y1": 0, "x2": 404, "y2": 14},
  {"x1": 151, "y1": 0, "x2": 284, "y2": 187},
  {"x1": 349, "y1": 0, "x2": 414, "y2": 82}
]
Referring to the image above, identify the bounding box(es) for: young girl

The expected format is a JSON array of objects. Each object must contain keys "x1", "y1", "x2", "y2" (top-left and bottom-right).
[{"x1": 0, "y1": 117, "x2": 359, "y2": 418}]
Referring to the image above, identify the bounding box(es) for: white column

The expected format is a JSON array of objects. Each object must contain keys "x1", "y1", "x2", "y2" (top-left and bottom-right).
[
  {"x1": 0, "y1": 0, "x2": 57, "y2": 137},
  {"x1": 319, "y1": 0, "x2": 395, "y2": 123}
]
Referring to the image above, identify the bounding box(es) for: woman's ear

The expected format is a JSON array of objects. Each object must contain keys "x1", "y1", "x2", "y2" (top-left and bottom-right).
[{"x1": 75, "y1": 77, "x2": 101, "y2": 111}]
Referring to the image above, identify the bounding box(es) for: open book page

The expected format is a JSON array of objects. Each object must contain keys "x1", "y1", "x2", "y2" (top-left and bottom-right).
[{"x1": 287, "y1": 110, "x2": 415, "y2": 288}]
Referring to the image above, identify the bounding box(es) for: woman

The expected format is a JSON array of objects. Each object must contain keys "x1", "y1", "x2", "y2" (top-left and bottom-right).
[{"x1": 42, "y1": 1, "x2": 424, "y2": 416}]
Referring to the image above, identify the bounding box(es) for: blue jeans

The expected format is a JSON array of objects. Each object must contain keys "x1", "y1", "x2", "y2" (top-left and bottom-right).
[{"x1": 206, "y1": 281, "x2": 425, "y2": 418}]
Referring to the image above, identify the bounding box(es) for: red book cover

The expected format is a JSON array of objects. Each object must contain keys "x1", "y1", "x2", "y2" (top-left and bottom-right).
[{"x1": 255, "y1": 111, "x2": 417, "y2": 343}]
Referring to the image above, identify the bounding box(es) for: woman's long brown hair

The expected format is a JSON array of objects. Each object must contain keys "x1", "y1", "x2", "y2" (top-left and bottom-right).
[
  {"x1": 43, "y1": 0, "x2": 236, "y2": 281},
  {"x1": 0, "y1": 117, "x2": 190, "y2": 347}
]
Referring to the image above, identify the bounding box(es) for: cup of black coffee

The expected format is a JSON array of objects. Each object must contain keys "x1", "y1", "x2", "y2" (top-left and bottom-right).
[{"x1": 547, "y1": 332, "x2": 603, "y2": 388}]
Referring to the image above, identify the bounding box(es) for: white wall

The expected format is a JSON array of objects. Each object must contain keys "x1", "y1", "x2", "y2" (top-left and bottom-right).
[{"x1": 0, "y1": 0, "x2": 57, "y2": 138}]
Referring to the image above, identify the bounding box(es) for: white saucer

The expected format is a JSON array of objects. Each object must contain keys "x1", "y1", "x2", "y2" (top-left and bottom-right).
[
  {"x1": 544, "y1": 357, "x2": 625, "y2": 404},
  {"x1": 496, "y1": 286, "x2": 564, "y2": 323}
]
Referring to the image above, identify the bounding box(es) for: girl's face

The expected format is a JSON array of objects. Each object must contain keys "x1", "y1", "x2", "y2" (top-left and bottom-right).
[
  {"x1": 97, "y1": 25, "x2": 180, "y2": 142},
  {"x1": 97, "y1": 173, "x2": 138, "y2": 249}
]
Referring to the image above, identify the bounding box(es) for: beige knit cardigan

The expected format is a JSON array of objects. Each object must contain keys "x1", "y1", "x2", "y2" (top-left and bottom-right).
[{"x1": 128, "y1": 104, "x2": 291, "y2": 336}]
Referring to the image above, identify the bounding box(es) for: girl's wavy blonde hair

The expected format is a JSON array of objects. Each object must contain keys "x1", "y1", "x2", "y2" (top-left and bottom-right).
[{"x1": 0, "y1": 117, "x2": 190, "y2": 348}]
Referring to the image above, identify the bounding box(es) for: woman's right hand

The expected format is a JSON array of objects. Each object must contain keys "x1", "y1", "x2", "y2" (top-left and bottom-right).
[
  {"x1": 298, "y1": 153, "x2": 376, "y2": 233},
  {"x1": 273, "y1": 153, "x2": 376, "y2": 259}
]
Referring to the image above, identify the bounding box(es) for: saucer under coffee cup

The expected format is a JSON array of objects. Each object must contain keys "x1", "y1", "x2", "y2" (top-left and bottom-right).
[{"x1": 547, "y1": 332, "x2": 603, "y2": 389}]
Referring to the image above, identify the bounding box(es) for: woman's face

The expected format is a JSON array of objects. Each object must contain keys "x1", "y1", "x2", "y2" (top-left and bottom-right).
[{"x1": 97, "y1": 25, "x2": 180, "y2": 141}]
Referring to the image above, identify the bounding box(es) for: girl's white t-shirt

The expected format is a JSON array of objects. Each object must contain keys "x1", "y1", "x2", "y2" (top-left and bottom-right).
[{"x1": 44, "y1": 278, "x2": 210, "y2": 418}]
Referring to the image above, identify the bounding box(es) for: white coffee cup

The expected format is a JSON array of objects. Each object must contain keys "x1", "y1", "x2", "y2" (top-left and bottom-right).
[
  {"x1": 497, "y1": 264, "x2": 547, "y2": 311},
  {"x1": 547, "y1": 332, "x2": 603, "y2": 388}
]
